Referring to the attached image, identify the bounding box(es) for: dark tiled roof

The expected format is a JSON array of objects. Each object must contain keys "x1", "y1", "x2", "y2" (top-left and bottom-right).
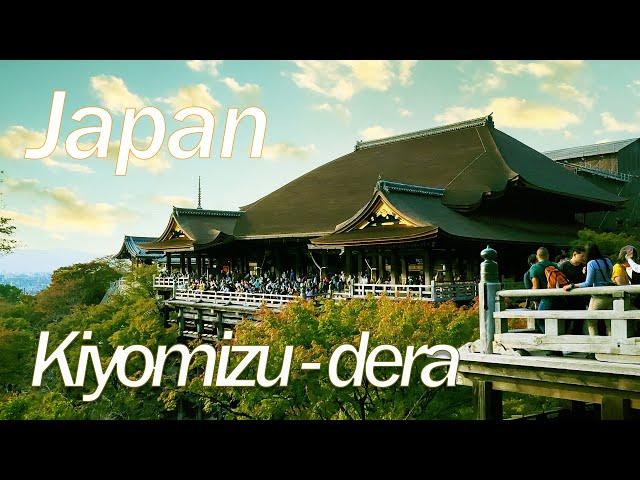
[
  {"x1": 313, "y1": 188, "x2": 579, "y2": 247},
  {"x1": 233, "y1": 118, "x2": 624, "y2": 238},
  {"x1": 115, "y1": 236, "x2": 163, "y2": 259}
]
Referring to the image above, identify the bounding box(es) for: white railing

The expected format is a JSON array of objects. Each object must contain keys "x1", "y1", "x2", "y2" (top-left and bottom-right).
[
  {"x1": 173, "y1": 289, "x2": 296, "y2": 309},
  {"x1": 153, "y1": 276, "x2": 189, "y2": 289},
  {"x1": 352, "y1": 281, "x2": 477, "y2": 301},
  {"x1": 491, "y1": 285, "x2": 640, "y2": 358}
]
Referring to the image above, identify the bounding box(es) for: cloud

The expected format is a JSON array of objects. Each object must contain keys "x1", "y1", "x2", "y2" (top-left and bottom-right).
[
  {"x1": 541, "y1": 82, "x2": 594, "y2": 109},
  {"x1": 311, "y1": 103, "x2": 351, "y2": 119},
  {"x1": 398, "y1": 60, "x2": 418, "y2": 86},
  {"x1": 1, "y1": 178, "x2": 136, "y2": 235},
  {"x1": 186, "y1": 60, "x2": 223, "y2": 77},
  {"x1": 221, "y1": 77, "x2": 260, "y2": 98},
  {"x1": 493, "y1": 60, "x2": 584, "y2": 79},
  {"x1": 460, "y1": 72, "x2": 504, "y2": 94},
  {"x1": 563, "y1": 130, "x2": 575, "y2": 140},
  {"x1": 359, "y1": 125, "x2": 397, "y2": 141},
  {"x1": 41, "y1": 157, "x2": 94, "y2": 174},
  {"x1": 90, "y1": 75, "x2": 145, "y2": 113},
  {"x1": 598, "y1": 112, "x2": 640, "y2": 134},
  {"x1": 398, "y1": 108, "x2": 413, "y2": 118},
  {"x1": 159, "y1": 84, "x2": 221, "y2": 114},
  {"x1": 596, "y1": 139, "x2": 612, "y2": 144},
  {"x1": 261, "y1": 142, "x2": 316, "y2": 160},
  {"x1": 0, "y1": 125, "x2": 92, "y2": 173},
  {"x1": 151, "y1": 195, "x2": 194, "y2": 208},
  {"x1": 628, "y1": 80, "x2": 640, "y2": 96},
  {"x1": 105, "y1": 139, "x2": 171, "y2": 174},
  {"x1": 435, "y1": 97, "x2": 580, "y2": 130},
  {"x1": 289, "y1": 60, "x2": 418, "y2": 101}
]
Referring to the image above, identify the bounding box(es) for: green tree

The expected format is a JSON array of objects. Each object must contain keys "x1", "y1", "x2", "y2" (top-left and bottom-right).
[
  {"x1": 0, "y1": 171, "x2": 16, "y2": 255},
  {"x1": 168, "y1": 296, "x2": 479, "y2": 420},
  {"x1": 0, "y1": 284, "x2": 21, "y2": 303},
  {"x1": 575, "y1": 228, "x2": 639, "y2": 259}
]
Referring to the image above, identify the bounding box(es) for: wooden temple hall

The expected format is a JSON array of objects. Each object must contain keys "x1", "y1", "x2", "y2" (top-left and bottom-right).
[{"x1": 119, "y1": 115, "x2": 626, "y2": 288}]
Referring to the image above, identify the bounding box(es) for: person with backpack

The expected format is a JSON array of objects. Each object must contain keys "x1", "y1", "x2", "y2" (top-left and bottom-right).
[
  {"x1": 563, "y1": 242, "x2": 614, "y2": 337},
  {"x1": 528, "y1": 247, "x2": 568, "y2": 333}
]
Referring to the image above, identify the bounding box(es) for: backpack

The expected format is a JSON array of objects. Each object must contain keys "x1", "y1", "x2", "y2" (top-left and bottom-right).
[{"x1": 544, "y1": 264, "x2": 570, "y2": 289}]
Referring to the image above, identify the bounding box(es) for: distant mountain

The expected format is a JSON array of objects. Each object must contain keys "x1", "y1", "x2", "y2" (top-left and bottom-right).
[{"x1": 0, "y1": 249, "x2": 98, "y2": 274}]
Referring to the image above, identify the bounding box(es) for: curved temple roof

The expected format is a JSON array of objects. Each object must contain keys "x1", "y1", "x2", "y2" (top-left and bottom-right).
[
  {"x1": 312, "y1": 179, "x2": 581, "y2": 247},
  {"x1": 234, "y1": 115, "x2": 624, "y2": 238},
  {"x1": 142, "y1": 207, "x2": 241, "y2": 252},
  {"x1": 115, "y1": 236, "x2": 164, "y2": 260}
]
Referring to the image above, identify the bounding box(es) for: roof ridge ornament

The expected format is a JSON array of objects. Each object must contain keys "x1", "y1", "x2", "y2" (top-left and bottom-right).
[{"x1": 354, "y1": 114, "x2": 494, "y2": 151}]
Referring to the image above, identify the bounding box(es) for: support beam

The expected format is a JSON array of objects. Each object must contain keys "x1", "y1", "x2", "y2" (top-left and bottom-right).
[
  {"x1": 474, "y1": 380, "x2": 503, "y2": 420},
  {"x1": 601, "y1": 396, "x2": 631, "y2": 420},
  {"x1": 377, "y1": 252, "x2": 384, "y2": 283},
  {"x1": 186, "y1": 255, "x2": 192, "y2": 274},
  {"x1": 166, "y1": 253, "x2": 172, "y2": 274},
  {"x1": 196, "y1": 254, "x2": 202, "y2": 277},
  {"x1": 295, "y1": 249, "x2": 303, "y2": 278},
  {"x1": 180, "y1": 253, "x2": 185, "y2": 274},
  {"x1": 357, "y1": 251, "x2": 364, "y2": 279}
]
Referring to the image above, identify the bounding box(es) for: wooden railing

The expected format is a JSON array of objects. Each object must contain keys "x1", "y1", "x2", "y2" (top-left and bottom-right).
[
  {"x1": 491, "y1": 285, "x2": 640, "y2": 361},
  {"x1": 173, "y1": 289, "x2": 296, "y2": 309},
  {"x1": 153, "y1": 276, "x2": 189, "y2": 289},
  {"x1": 352, "y1": 281, "x2": 477, "y2": 301}
]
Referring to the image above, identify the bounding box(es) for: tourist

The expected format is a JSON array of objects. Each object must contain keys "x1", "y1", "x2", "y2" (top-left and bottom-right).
[
  {"x1": 559, "y1": 246, "x2": 588, "y2": 334},
  {"x1": 528, "y1": 247, "x2": 558, "y2": 333},
  {"x1": 523, "y1": 254, "x2": 537, "y2": 289},
  {"x1": 563, "y1": 242, "x2": 614, "y2": 337}
]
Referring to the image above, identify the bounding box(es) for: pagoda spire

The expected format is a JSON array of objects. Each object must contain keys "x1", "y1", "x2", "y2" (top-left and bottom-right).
[{"x1": 197, "y1": 176, "x2": 202, "y2": 209}]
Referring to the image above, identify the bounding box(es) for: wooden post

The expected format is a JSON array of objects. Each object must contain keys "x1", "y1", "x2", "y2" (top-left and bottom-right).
[
  {"x1": 400, "y1": 255, "x2": 408, "y2": 285},
  {"x1": 474, "y1": 380, "x2": 503, "y2": 420},
  {"x1": 344, "y1": 247, "x2": 352, "y2": 276},
  {"x1": 196, "y1": 254, "x2": 202, "y2": 277},
  {"x1": 196, "y1": 309, "x2": 203, "y2": 336},
  {"x1": 321, "y1": 251, "x2": 328, "y2": 275},
  {"x1": 216, "y1": 311, "x2": 224, "y2": 339},
  {"x1": 611, "y1": 291, "x2": 632, "y2": 339},
  {"x1": 377, "y1": 253, "x2": 384, "y2": 283},
  {"x1": 357, "y1": 251, "x2": 364, "y2": 279},
  {"x1": 423, "y1": 250, "x2": 432, "y2": 284},
  {"x1": 295, "y1": 249, "x2": 303, "y2": 278},
  {"x1": 390, "y1": 251, "x2": 399, "y2": 285},
  {"x1": 601, "y1": 396, "x2": 631, "y2": 420},
  {"x1": 177, "y1": 308, "x2": 185, "y2": 336},
  {"x1": 180, "y1": 253, "x2": 185, "y2": 274},
  {"x1": 166, "y1": 252, "x2": 172, "y2": 274},
  {"x1": 186, "y1": 255, "x2": 192, "y2": 274},
  {"x1": 478, "y1": 246, "x2": 500, "y2": 354}
]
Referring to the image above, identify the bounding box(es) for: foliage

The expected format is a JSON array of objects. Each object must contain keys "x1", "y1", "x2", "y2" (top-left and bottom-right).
[
  {"x1": 169, "y1": 296, "x2": 479, "y2": 420},
  {"x1": 0, "y1": 171, "x2": 16, "y2": 255},
  {"x1": 0, "y1": 284, "x2": 22, "y2": 303},
  {"x1": 574, "y1": 228, "x2": 639, "y2": 259}
]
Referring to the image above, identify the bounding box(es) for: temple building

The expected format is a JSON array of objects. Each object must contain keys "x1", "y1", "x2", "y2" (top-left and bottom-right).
[
  {"x1": 114, "y1": 235, "x2": 164, "y2": 265},
  {"x1": 140, "y1": 115, "x2": 627, "y2": 284},
  {"x1": 544, "y1": 138, "x2": 640, "y2": 231}
]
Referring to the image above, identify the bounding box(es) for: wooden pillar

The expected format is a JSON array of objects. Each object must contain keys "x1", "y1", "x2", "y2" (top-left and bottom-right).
[
  {"x1": 474, "y1": 380, "x2": 502, "y2": 420},
  {"x1": 321, "y1": 250, "x2": 328, "y2": 278},
  {"x1": 423, "y1": 250, "x2": 431, "y2": 284},
  {"x1": 186, "y1": 255, "x2": 192, "y2": 274},
  {"x1": 180, "y1": 253, "x2": 185, "y2": 274},
  {"x1": 390, "y1": 251, "x2": 399, "y2": 285},
  {"x1": 196, "y1": 254, "x2": 202, "y2": 277},
  {"x1": 295, "y1": 249, "x2": 303, "y2": 278},
  {"x1": 601, "y1": 396, "x2": 631, "y2": 420},
  {"x1": 357, "y1": 251, "x2": 364, "y2": 279},
  {"x1": 377, "y1": 252, "x2": 384, "y2": 283},
  {"x1": 344, "y1": 248, "x2": 352, "y2": 276},
  {"x1": 208, "y1": 255, "x2": 214, "y2": 276},
  {"x1": 444, "y1": 251, "x2": 453, "y2": 281},
  {"x1": 400, "y1": 255, "x2": 408, "y2": 285},
  {"x1": 166, "y1": 253, "x2": 172, "y2": 274},
  {"x1": 216, "y1": 311, "x2": 224, "y2": 339}
]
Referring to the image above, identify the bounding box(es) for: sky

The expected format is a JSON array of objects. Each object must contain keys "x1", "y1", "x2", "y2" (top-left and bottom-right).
[{"x1": 2, "y1": 60, "x2": 640, "y2": 272}]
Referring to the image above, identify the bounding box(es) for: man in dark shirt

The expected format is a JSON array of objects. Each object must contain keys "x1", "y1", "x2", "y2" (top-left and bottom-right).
[
  {"x1": 559, "y1": 246, "x2": 587, "y2": 333},
  {"x1": 523, "y1": 254, "x2": 537, "y2": 289},
  {"x1": 528, "y1": 247, "x2": 559, "y2": 333}
]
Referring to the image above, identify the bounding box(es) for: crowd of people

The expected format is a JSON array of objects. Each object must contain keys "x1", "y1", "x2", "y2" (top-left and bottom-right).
[
  {"x1": 522, "y1": 242, "x2": 640, "y2": 346},
  {"x1": 158, "y1": 268, "x2": 354, "y2": 298}
]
